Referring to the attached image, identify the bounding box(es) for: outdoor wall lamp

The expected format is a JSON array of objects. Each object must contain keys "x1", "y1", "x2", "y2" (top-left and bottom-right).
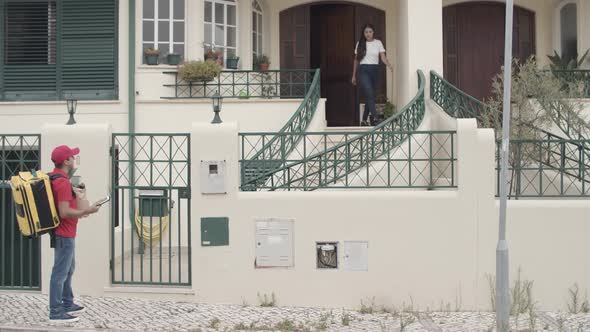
[
  {"x1": 211, "y1": 92, "x2": 223, "y2": 124},
  {"x1": 66, "y1": 99, "x2": 77, "y2": 125}
]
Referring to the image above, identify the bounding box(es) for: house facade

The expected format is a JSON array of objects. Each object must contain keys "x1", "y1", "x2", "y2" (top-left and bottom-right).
[{"x1": 1, "y1": 0, "x2": 590, "y2": 311}]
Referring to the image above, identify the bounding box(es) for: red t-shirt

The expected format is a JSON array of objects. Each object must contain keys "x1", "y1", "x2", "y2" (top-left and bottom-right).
[{"x1": 51, "y1": 168, "x2": 78, "y2": 238}]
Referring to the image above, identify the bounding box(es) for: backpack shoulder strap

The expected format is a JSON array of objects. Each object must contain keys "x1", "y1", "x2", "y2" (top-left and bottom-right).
[
  {"x1": 48, "y1": 173, "x2": 76, "y2": 198},
  {"x1": 49, "y1": 173, "x2": 66, "y2": 181}
]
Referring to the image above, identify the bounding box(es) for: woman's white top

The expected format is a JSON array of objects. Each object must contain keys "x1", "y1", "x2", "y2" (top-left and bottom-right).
[{"x1": 355, "y1": 39, "x2": 386, "y2": 65}]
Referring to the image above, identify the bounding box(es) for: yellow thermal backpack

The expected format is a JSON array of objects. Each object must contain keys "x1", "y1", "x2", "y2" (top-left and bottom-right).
[{"x1": 9, "y1": 170, "x2": 61, "y2": 238}]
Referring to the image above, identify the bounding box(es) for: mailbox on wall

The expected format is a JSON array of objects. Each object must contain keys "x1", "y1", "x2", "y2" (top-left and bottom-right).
[
  {"x1": 138, "y1": 190, "x2": 168, "y2": 217},
  {"x1": 200, "y1": 160, "x2": 226, "y2": 194}
]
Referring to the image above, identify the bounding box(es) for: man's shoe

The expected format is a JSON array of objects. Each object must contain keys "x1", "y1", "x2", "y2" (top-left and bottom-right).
[
  {"x1": 49, "y1": 312, "x2": 80, "y2": 323},
  {"x1": 65, "y1": 304, "x2": 86, "y2": 314},
  {"x1": 360, "y1": 120, "x2": 370, "y2": 126}
]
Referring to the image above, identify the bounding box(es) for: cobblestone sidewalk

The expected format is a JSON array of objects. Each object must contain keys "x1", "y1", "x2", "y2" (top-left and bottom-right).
[{"x1": 1, "y1": 293, "x2": 590, "y2": 331}]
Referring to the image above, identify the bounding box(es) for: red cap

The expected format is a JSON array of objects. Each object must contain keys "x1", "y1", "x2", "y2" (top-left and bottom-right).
[{"x1": 51, "y1": 145, "x2": 80, "y2": 164}]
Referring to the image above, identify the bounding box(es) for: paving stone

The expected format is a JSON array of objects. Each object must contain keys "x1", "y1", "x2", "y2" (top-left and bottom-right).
[{"x1": 1, "y1": 293, "x2": 590, "y2": 332}]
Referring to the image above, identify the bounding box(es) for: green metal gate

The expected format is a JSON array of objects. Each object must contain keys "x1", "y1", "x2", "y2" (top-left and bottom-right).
[
  {"x1": 0, "y1": 135, "x2": 41, "y2": 290},
  {"x1": 110, "y1": 134, "x2": 191, "y2": 286}
]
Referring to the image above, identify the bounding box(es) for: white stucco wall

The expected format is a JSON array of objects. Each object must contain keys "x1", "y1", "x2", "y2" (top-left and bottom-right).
[
  {"x1": 25, "y1": 118, "x2": 590, "y2": 311},
  {"x1": 0, "y1": 99, "x2": 305, "y2": 134},
  {"x1": 190, "y1": 119, "x2": 590, "y2": 311},
  {"x1": 397, "y1": 0, "x2": 443, "y2": 106}
]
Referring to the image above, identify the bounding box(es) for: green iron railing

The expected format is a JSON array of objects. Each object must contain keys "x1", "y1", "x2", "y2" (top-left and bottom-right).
[
  {"x1": 496, "y1": 133, "x2": 590, "y2": 198},
  {"x1": 111, "y1": 133, "x2": 191, "y2": 286},
  {"x1": 430, "y1": 70, "x2": 491, "y2": 125},
  {"x1": 162, "y1": 69, "x2": 315, "y2": 99},
  {"x1": 240, "y1": 130, "x2": 456, "y2": 190},
  {"x1": 431, "y1": 70, "x2": 590, "y2": 198},
  {"x1": 551, "y1": 70, "x2": 590, "y2": 98},
  {"x1": 0, "y1": 135, "x2": 41, "y2": 290},
  {"x1": 240, "y1": 69, "x2": 321, "y2": 190},
  {"x1": 240, "y1": 70, "x2": 428, "y2": 191}
]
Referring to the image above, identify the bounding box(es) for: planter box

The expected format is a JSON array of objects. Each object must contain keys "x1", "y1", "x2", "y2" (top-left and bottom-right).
[
  {"x1": 145, "y1": 53, "x2": 159, "y2": 65},
  {"x1": 226, "y1": 58, "x2": 239, "y2": 69},
  {"x1": 167, "y1": 53, "x2": 181, "y2": 65}
]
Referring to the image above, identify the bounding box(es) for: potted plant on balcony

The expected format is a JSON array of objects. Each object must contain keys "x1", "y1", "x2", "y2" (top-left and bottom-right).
[
  {"x1": 257, "y1": 54, "x2": 270, "y2": 71},
  {"x1": 548, "y1": 48, "x2": 589, "y2": 70},
  {"x1": 144, "y1": 48, "x2": 160, "y2": 65},
  {"x1": 226, "y1": 55, "x2": 240, "y2": 69},
  {"x1": 204, "y1": 44, "x2": 224, "y2": 67},
  {"x1": 178, "y1": 60, "x2": 222, "y2": 83},
  {"x1": 167, "y1": 53, "x2": 182, "y2": 65}
]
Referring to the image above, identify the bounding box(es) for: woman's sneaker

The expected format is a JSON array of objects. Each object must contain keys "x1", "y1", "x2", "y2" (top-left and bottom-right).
[
  {"x1": 49, "y1": 312, "x2": 79, "y2": 323},
  {"x1": 65, "y1": 304, "x2": 86, "y2": 314}
]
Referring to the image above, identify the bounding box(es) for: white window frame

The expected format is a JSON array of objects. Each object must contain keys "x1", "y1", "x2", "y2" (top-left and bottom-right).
[
  {"x1": 142, "y1": 0, "x2": 186, "y2": 64},
  {"x1": 252, "y1": 0, "x2": 263, "y2": 58},
  {"x1": 553, "y1": 0, "x2": 580, "y2": 58},
  {"x1": 204, "y1": 0, "x2": 238, "y2": 67}
]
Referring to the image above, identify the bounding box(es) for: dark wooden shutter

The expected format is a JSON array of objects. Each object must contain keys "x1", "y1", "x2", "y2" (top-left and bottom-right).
[
  {"x1": 0, "y1": 0, "x2": 118, "y2": 101},
  {"x1": 61, "y1": 0, "x2": 118, "y2": 99},
  {"x1": 443, "y1": 5, "x2": 459, "y2": 85},
  {"x1": 513, "y1": 7, "x2": 535, "y2": 63},
  {"x1": 280, "y1": 5, "x2": 309, "y2": 70},
  {"x1": 1, "y1": 1, "x2": 58, "y2": 100}
]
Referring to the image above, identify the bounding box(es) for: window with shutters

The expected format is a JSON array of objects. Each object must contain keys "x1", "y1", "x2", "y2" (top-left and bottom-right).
[
  {"x1": 0, "y1": 0, "x2": 118, "y2": 101},
  {"x1": 252, "y1": 0, "x2": 262, "y2": 60},
  {"x1": 4, "y1": 1, "x2": 56, "y2": 65},
  {"x1": 142, "y1": 0, "x2": 185, "y2": 64},
  {"x1": 204, "y1": 0, "x2": 237, "y2": 68}
]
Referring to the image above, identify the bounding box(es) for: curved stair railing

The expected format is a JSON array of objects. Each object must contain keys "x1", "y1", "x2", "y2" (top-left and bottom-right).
[
  {"x1": 430, "y1": 70, "x2": 590, "y2": 197},
  {"x1": 430, "y1": 70, "x2": 491, "y2": 125},
  {"x1": 241, "y1": 70, "x2": 426, "y2": 191},
  {"x1": 241, "y1": 69, "x2": 321, "y2": 190}
]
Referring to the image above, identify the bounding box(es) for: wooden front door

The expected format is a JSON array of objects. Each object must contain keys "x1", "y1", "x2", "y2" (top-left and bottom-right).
[
  {"x1": 281, "y1": 3, "x2": 386, "y2": 127},
  {"x1": 443, "y1": 2, "x2": 536, "y2": 101},
  {"x1": 311, "y1": 4, "x2": 356, "y2": 126}
]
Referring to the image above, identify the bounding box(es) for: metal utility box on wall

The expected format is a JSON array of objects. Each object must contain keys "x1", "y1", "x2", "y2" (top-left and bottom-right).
[
  {"x1": 316, "y1": 242, "x2": 338, "y2": 269},
  {"x1": 138, "y1": 190, "x2": 168, "y2": 217},
  {"x1": 342, "y1": 241, "x2": 368, "y2": 271},
  {"x1": 201, "y1": 217, "x2": 229, "y2": 246},
  {"x1": 200, "y1": 160, "x2": 226, "y2": 194},
  {"x1": 255, "y1": 219, "x2": 294, "y2": 267}
]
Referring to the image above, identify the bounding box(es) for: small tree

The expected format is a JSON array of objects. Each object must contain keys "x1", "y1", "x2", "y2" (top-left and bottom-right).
[{"x1": 482, "y1": 56, "x2": 586, "y2": 197}]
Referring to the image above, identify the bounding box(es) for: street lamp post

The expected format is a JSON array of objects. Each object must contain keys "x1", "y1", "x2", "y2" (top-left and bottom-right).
[
  {"x1": 211, "y1": 93, "x2": 223, "y2": 124},
  {"x1": 497, "y1": 1, "x2": 514, "y2": 331},
  {"x1": 66, "y1": 99, "x2": 77, "y2": 125}
]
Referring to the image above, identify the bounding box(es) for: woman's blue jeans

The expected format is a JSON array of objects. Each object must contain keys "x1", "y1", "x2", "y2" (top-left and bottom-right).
[
  {"x1": 49, "y1": 235, "x2": 76, "y2": 318},
  {"x1": 359, "y1": 64, "x2": 380, "y2": 123}
]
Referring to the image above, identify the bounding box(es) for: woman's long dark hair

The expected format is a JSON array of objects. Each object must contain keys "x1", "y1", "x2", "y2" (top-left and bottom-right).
[{"x1": 356, "y1": 24, "x2": 376, "y2": 62}]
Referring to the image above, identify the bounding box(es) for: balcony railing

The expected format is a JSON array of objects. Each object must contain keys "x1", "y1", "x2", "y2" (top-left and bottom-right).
[
  {"x1": 162, "y1": 70, "x2": 315, "y2": 99},
  {"x1": 551, "y1": 70, "x2": 590, "y2": 98}
]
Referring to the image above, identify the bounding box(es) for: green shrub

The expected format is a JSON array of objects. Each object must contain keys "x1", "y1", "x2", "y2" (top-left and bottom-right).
[{"x1": 178, "y1": 60, "x2": 221, "y2": 82}]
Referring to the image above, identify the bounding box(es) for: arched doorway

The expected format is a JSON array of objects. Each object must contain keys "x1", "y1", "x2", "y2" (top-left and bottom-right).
[
  {"x1": 443, "y1": 2, "x2": 536, "y2": 101},
  {"x1": 280, "y1": 2, "x2": 387, "y2": 126}
]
